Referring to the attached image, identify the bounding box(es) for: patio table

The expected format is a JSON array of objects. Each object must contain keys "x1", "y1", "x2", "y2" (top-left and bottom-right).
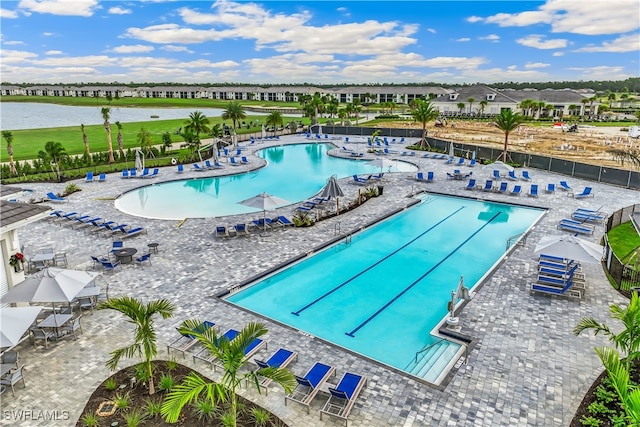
[
  {"x1": 113, "y1": 248, "x2": 137, "y2": 264},
  {"x1": 31, "y1": 253, "x2": 55, "y2": 268}
]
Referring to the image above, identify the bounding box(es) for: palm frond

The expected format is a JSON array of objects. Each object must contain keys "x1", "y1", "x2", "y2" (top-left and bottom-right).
[{"x1": 106, "y1": 343, "x2": 141, "y2": 371}]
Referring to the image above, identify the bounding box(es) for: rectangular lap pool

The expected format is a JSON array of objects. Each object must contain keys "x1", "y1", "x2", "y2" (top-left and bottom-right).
[{"x1": 226, "y1": 194, "x2": 545, "y2": 383}]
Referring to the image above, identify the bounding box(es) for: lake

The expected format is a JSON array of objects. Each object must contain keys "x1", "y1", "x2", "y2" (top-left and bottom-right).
[{"x1": 0, "y1": 102, "x2": 275, "y2": 130}]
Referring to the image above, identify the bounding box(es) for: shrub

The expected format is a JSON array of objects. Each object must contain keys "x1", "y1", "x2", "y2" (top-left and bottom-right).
[
  {"x1": 114, "y1": 392, "x2": 130, "y2": 410},
  {"x1": 80, "y1": 412, "x2": 99, "y2": 427},
  {"x1": 192, "y1": 399, "x2": 218, "y2": 421},
  {"x1": 146, "y1": 398, "x2": 162, "y2": 417},
  {"x1": 580, "y1": 415, "x2": 601, "y2": 426},
  {"x1": 124, "y1": 408, "x2": 147, "y2": 427},
  {"x1": 158, "y1": 374, "x2": 175, "y2": 392},
  {"x1": 104, "y1": 377, "x2": 118, "y2": 391},
  {"x1": 250, "y1": 407, "x2": 271, "y2": 426}
]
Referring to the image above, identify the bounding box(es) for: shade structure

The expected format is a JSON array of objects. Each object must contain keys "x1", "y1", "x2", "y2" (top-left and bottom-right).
[
  {"x1": 320, "y1": 175, "x2": 344, "y2": 215},
  {"x1": 367, "y1": 158, "x2": 395, "y2": 173},
  {"x1": 261, "y1": 125, "x2": 266, "y2": 139},
  {"x1": 238, "y1": 192, "x2": 290, "y2": 231},
  {"x1": 482, "y1": 160, "x2": 514, "y2": 173},
  {"x1": 0, "y1": 306, "x2": 44, "y2": 349},
  {"x1": 534, "y1": 235, "x2": 604, "y2": 264}
]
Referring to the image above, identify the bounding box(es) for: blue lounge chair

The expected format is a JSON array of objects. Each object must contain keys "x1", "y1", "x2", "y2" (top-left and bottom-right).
[
  {"x1": 530, "y1": 281, "x2": 582, "y2": 299},
  {"x1": 352, "y1": 175, "x2": 369, "y2": 185},
  {"x1": 139, "y1": 168, "x2": 150, "y2": 178},
  {"x1": 545, "y1": 183, "x2": 555, "y2": 194},
  {"x1": 230, "y1": 157, "x2": 241, "y2": 166},
  {"x1": 496, "y1": 182, "x2": 508, "y2": 193},
  {"x1": 464, "y1": 179, "x2": 477, "y2": 190},
  {"x1": 255, "y1": 348, "x2": 298, "y2": 394},
  {"x1": 454, "y1": 158, "x2": 464, "y2": 166},
  {"x1": 46, "y1": 192, "x2": 67, "y2": 203},
  {"x1": 482, "y1": 180, "x2": 493, "y2": 191},
  {"x1": 213, "y1": 161, "x2": 224, "y2": 169},
  {"x1": 85, "y1": 172, "x2": 94, "y2": 182},
  {"x1": 213, "y1": 335, "x2": 266, "y2": 372},
  {"x1": 100, "y1": 260, "x2": 121, "y2": 273},
  {"x1": 241, "y1": 156, "x2": 250, "y2": 164},
  {"x1": 559, "y1": 181, "x2": 572, "y2": 191},
  {"x1": 510, "y1": 185, "x2": 522, "y2": 196},
  {"x1": 415, "y1": 172, "x2": 425, "y2": 181},
  {"x1": 320, "y1": 372, "x2": 367, "y2": 424},
  {"x1": 446, "y1": 157, "x2": 455, "y2": 164},
  {"x1": 468, "y1": 158, "x2": 476, "y2": 167},
  {"x1": 192, "y1": 163, "x2": 206, "y2": 172},
  {"x1": 193, "y1": 328, "x2": 239, "y2": 367},
  {"x1": 253, "y1": 218, "x2": 272, "y2": 230},
  {"x1": 176, "y1": 164, "x2": 184, "y2": 173},
  {"x1": 506, "y1": 170, "x2": 518, "y2": 181},
  {"x1": 204, "y1": 160, "x2": 215, "y2": 169},
  {"x1": 521, "y1": 171, "x2": 532, "y2": 181},
  {"x1": 371, "y1": 173, "x2": 384, "y2": 180},
  {"x1": 285, "y1": 362, "x2": 336, "y2": 413},
  {"x1": 425, "y1": 171, "x2": 434, "y2": 182},
  {"x1": 492, "y1": 170, "x2": 502, "y2": 180},
  {"x1": 573, "y1": 187, "x2": 593, "y2": 199},
  {"x1": 235, "y1": 223, "x2": 250, "y2": 235},
  {"x1": 215, "y1": 226, "x2": 229, "y2": 237},
  {"x1": 120, "y1": 227, "x2": 146, "y2": 239},
  {"x1": 277, "y1": 216, "x2": 294, "y2": 227},
  {"x1": 147, "y1": 168, "x2": 159, "y2": 178},
  {"x1": 121, "y1": 169, "x2": 129, "y2": 178},
  {"x1": 571, "y1": 211, "x2": 605, "y2": 223},
  {"x1": 167, "y1": 321, "x2": 216, "y2": 358},
  {"x1": 528, "y1": 184, "x2": 539, "y2": 197},
  {"x1": 558, "y1": 220, "x2": 594, "y2": 235},
  {"x1": 129, "y1": 168, "x2": 137, "y2": 178},
  {"x1": 97, "y1": 173, "x2": 107, "y2": 182}
]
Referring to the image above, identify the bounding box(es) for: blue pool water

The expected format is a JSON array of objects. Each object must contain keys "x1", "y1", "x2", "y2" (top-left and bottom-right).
[
  {"x1": 115, "y1": 143, "x2": 415, "y2": 219},
  {"x1": 227, "y1": 194, "x2": 545, "y2": 378}
]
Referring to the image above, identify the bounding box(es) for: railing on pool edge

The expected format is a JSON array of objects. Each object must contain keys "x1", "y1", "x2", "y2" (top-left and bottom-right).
[
  {"x1": 506, "y1": 232, "x2": 527, "y2": 251},
  {"x1": 415, "y1": 338, "x2": 446, "y2": 363}
]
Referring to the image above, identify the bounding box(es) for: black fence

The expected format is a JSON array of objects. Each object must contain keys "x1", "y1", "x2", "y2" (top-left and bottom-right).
[
  {"x1": 604, "y1": 204, "x2": 640, "y2": 292},
  {"x1": 321, "y1": 126, "x2": 640, "y2": 189}
]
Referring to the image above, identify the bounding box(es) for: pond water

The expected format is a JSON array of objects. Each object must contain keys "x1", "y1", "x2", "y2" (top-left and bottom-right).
[{"x1": 0, "y1": 102, "x2": 276, "y2": 130}]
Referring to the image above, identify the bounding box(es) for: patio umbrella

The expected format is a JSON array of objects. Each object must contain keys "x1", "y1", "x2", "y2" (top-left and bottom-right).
[
  {"x1": 448, "y1": 142, "x2": 455, "y2": 157},
  {"x1": 534, "y1": 235, "x2": 604, "y2": 264},
  {"x1": 238, "y1": 192, "x2": 290, "y2": 231},
  {"x1": 232, "y1": 131, "x2": 238, "y2": 148},
  {"x1": 0, "y1": 268, "x2": 100, "y2": 320},
  {"x1": 134, "y1": 149, "x2": 144, "y2": 172},
  {"x1": 482, "y1": 160, "x2": 514, "y2": 173},
  {"x1": 0, "y1": 306, "x2": 45, "y2": 349},
  {"x1": 368, "y1": 157, "x2": 396, "y2": 173},
  {"x1": 320, "y1": 175, "x2": 344, "y2": 215},
  {"x1": 261, "y1": 125, "x2": 266, "y2": 140}
]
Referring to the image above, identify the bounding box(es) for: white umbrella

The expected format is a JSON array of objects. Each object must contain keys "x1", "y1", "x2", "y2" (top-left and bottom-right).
[
  {"x1": 238, "y1": 192, "x2": 290, "y2": 231},
  {"x1": 134, "y1": 149, "x2": 144, "y2": 172},
  {"x1": 1, "y1": 306, "x2": 44, "y2": 349},
  {"x1": 448, "y1": 142, "x2": 455, "y2": 157},
  {"x1": 232, "y1": 131, "x2": 238, "y2": 148},
  {"x1": 482, "y1": 160, "x2": 514, "y2": 173},
  {"x1": 368, "y1": 157, "x2": 395, "y2": 173},
  {"x1": 320, "y1": 175, "x2": 344, "y2": 215},
  {"x1": 261, "y1": 125, "x2": 266, "y2": 140},
  {"x1": 534, "y1": 235, "x2": 604, "y2": 264}
]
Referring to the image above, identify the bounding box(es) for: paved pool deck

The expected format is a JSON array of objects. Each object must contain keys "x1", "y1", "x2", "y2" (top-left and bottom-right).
[{"x1": 1, "y1": 134, "x2": 636, "y2": 426}]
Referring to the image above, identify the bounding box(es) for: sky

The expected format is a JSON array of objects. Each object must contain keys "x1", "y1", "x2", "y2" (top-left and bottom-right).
[{"x1": 1, "y1": 0, "x2": 639, "y2": 85}]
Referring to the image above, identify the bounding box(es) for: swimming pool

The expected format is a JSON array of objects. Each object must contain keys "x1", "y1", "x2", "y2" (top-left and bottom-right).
[
  {"x1": 115, "y1": 142, "x2": 416, "y2": 219},
  {"x1": 226, "y1": 194, "x2": 545, "y2": 382}
]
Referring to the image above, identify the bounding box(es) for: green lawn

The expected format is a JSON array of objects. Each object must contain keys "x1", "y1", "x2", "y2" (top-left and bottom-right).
[{"x1": 608, "y1": 221, "x2": 640, "y2": 264}]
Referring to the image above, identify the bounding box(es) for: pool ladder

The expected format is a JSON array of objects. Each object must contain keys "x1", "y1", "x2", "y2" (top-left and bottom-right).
[{"x1": 506, "y1": 232, "x2": 527, "y2": 251}]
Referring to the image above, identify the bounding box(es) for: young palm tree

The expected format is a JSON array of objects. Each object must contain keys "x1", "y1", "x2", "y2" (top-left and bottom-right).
[
  {"x1": 574, "y1": 292, "x2": 640, "y2": 372},
  {"x1": 456, "y1": 102, "x2": 465, "y2": 114},
  {"x1": 80, "y1": 124, "x2": 90, "y2": 157},
  {"x1": 595, "y1": 347, "x2": 640, "y2": 424},
  {"x1": 221, "y1": 102, "x2": 246, "y2": 133},
  {"x1": 411, "y1": 100, "x2": 439, "y2": 150},
  {"x1": 478, "y1": 100, "x2": 488, "y2": 116},
  {"x1": 38, "y1": 141, "x2": 68, "y2": 181},
  {"x1": 265, "y1": 111, "x2": 284, "y2": 137},
  {"x1": 2, "y1": 131, "x2": 17, "y2": 175},
  {"x1": 184, "y1": 111, "x2": 211, "y2": 142},
  {"x1": 115, "y1": 121, "x2": 125, "y2": 159},
  {"x1": 101, "y1": 107, "x2": 115, "y2": 163},
  {"x1": 467, "y1": 97, "x2": 475, "y2": 115},
  {"x1": 99, "y1": 296, "x2": 175, "y2": 395},
  {"x1": 161, "y1": 321, "x2": 296, "y2": 426},
  {"x1": 494, "y1": 109, "x2": 524, "y2": 162},
  {"x1": 137, "y1": 127, "x2": 153, "y2": 156}
]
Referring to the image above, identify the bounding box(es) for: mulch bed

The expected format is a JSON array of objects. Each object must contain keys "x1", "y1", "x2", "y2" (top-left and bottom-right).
[{"x1": 76, "y1": 360, "x2": 288, "y2": 427}]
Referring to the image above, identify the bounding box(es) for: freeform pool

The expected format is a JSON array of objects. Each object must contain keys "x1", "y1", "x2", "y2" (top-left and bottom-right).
[
  {"x1": 226, "y1": 194, "x2": 545, "y2": 383},
  {"x1": 115, "y1": 142, "x2": 416, "y2": 219}
]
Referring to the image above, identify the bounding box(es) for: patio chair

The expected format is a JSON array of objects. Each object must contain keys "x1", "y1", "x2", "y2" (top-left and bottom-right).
[
  {"x1": 85, "y1": 172, "x2": 94, "y2": 182},
  {"x1": 352, "y1": 175, "x2": 369, "y2": 185},
  {"x1": 110, "y1": 240, "x2": 124, "y2": 254},
  {"x1": 101, "y1": 260, "x2": 122, "y2": 273},
  {"x1": 277, "y1": 216, "x2": 294, "y2": 227},
  {"x1": 285, "y1": 362, "x2": 336, "y2": 413},
  {"x1": 528, "y1": 184, "x2": 539, "y2": 197},
  {"x1": 121, "y1": 169, "x2": 129, "y2": 179},
  {"x1": 0, "y1": 365, "x2": 26, "y2": 396},
  {"x1": 573, "y1": 187, "x2": 594, "y2": 199},
  {"x1": 167, "y1": 321, "x2": 216, "y2": 358},
  {"x1": 192, "y1": 163, "x2": 206, "y2": 172},
  {"x1": 46, "y1": 192, "x2": 67, "y2": 203},
  {"x1": 30, "y1": 328, "x2": 55, "y2": 349},
  {"x1": 510, "y1": 185, "x2": 522, "y2": 196},
  {"x1": 1, "y1": 351, "x2": 18, "y2": 370},
  {"x1": 120, "y1": 227, "x2": 146, "y2": 239},
  {"x1": 241, "y1": 156, "x2": 250, "y2": 164},
  {"x1": 212, "y1": 335, "x2": 266, "y2": 372},
  {"x1": 61, "y1": 315, "x2": 83, "y2": 339},
  {"x1": 530, "y1": 281, "x2": 582, "y2": 299},
  {"x1": 571, "y1": 211, "x2": 605, "y2": 223},
  {"x1": 91, "y1": 255, "x2": 108, "y2": 269},
  {"x1": 482, "y1": 180, "x2": 493, "y2": 191},
  {"x1": 235, "y1": 223, "x2": 250, "y2": 236},
  {"x1": 176, "y1": 164, "x2": 184, "y2": 173},
  {"x1": 545, "y1": 183, "x2": 555, "y2": 194},
  {"x1": 134, "y1": 253, "x2": 152, "y2": 268},
  {"x1": 468, "y1": 159, "x2": 476, "y2": 167},
  {"x1": 559, "y1": 181, "x2": 572, "y2": 191},
  {"x1": 506, "y1": 170, "x2": 518, "y2": 181},
  {"x1": 464, "y1": 179, "x2": 477, "y2": 190},
  {"x1": 193, "y1": 329, "x2": 239, "y2": 368},
  {"x1": 230, "y1": 157, "x2": 241, "y2": 166},
  {"x1": 496, "y1": 182, "x2": 508, "y2": 194},
  {"x1": 455, "y1": 158, "x2": 465, "y2": 166},
  {"x1": 129, "y1": 168, "x2": 137, "y2": 178},
  {"x1": 521, "y1": 171, "x2": 532, "y2": 181},
  {"x1": 320, "y1": 372, "x2": 367, "y2": 424},
  {"x1": 53, "y1": 252, "x2": 67, "y2": 267},
  {"x1": 492, "y1": 170, "x2": 502, "y2": 181},
  {"x1": 558, "y1": 219, "x2": 594, "y2": 235},
  {"x1": 97, "y1": 172, "x2": 106, "y2": 182},
  {"x1": 215, "y1": 226, "x2": 229, "y2": 237},
  {"x1": 139, "y1": 168, "x2": 150, "y2": 178}
]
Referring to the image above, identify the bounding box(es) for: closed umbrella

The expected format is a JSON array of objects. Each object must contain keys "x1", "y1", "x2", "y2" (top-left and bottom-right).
[
  {"x1": 482, "y1": 160, "x2": 513, "y2": 173},
  {"x1": 448, "y1": 142, "x2": 455, "y2": 157},
  {"x1": 134, "y1": 149, "x2": 144, "y2": 172},
  {"x1": 261, "y1": 125, "x2": 266, "y2": 140},
  {"x1": 238, "y1": 192, "x2": 290, "y2": 231},
  {"x1": 232, "y1": 131, "x2": 238, "y2": 148},
  {"x1": 1, "y1": 306, "x2": 44, "y2": 349},
  {"x1": 368, "y1": 158, "x2": 395, "y2": 173},
  {"x1": 534, "y1": 235, "x2": 604, "y2": 264},
  {"x1": 320, "y1": 175, "x2": 344, "y2": 215}
]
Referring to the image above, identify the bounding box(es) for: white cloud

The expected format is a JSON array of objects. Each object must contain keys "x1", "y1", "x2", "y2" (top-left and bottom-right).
[
  {"x1": 524, "y1": 62, "x2": 550, "y2": 69},
  {"x1": 108, "y1": 6, "x2": 131, "y2": 15},
  {"x1": 42, "y1": 32, "x2": 54, "y2": 36},
  {"x1": 17, "y1": 0, "x2": 99, "y2": 17},
  {"x1": 1, "y1": 49, "x2": 39, "y2": 64},
  {"x1": 516, "y1": 34, "x2": 567, "y2": 49},
  {"x1": 567, "y1": 65, "x2": 633, "y2": 80},
  {"x1": 31, "y1": 55, "x2": 117, "y2": 67},
  {"x1": 552, "y1": 51, "x2": 564, "y2": 56},
  {"x1": 0, "y1": 8, "x2": 19, "y2": 18},
  {"x1": 3, "y1": 40, "x2": 25, "y2": 46},
  {"x1": 473, "y1": 0, "x2": 639, "y2": 35},
  {"x1": 574, "y1": 33, "x2": 640, "y2": 53},
  {"x1": 111, "y1": 44, "x2": 155, "y2": 53},
  {"x1": 45, "y1": 50, "x2": 63, "y2": 55},
  {"x1": 456, "y1": 38, "x2": 470, "y2": 42},
  {"x1": 427, "y1": 28, "x2": 436, "y2": 34},
  {"x1": 479, "y1": 34, "x2": 500, "y2": 42},
  {"x1": 161, "y1": 45, "x2": 194, "y2": 53}
]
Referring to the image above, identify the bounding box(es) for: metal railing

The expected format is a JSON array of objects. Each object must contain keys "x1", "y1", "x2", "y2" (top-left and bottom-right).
[{"x1": 415, "y1": 338, "x2": 446, "y2": 363}]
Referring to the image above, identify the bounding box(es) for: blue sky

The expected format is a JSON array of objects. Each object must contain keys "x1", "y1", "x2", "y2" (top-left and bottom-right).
[{"x1": 1, "y1": 0, "x2": 638, "y2": 84}]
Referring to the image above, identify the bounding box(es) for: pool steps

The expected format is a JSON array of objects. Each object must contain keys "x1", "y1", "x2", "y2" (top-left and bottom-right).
[{"x1": 405, "y1": 340, "x2": 461, "y2": 382}]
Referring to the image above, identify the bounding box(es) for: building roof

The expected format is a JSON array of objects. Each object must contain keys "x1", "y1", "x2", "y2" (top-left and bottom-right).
[
  {"x1": 0, "y1": 185, "x2": 24, "y2": 199},
  {"x1": 0, "y1": 200, "x2": 52, "y2": 234}
]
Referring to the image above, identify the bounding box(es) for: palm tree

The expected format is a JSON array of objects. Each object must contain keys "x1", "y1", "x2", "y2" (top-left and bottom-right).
[
  {"x1": 115, "y1": 121, "x2": 124, "y2": 159},
  {"x1": 161, "y1": 321, "x2": 295, "y2": 426},
  {"x1": 80, "y1": 124, "x2": 90, "y2": 157},
  {"x1": 494, "y1": 109, "x2": 524, "y2": 162},
  {"x1": 286, "y1": 120, "x2": 298, "y2": 134},
  {"x1": 265, "y1": 111, "x2": 284, "y2": 137},
  {"x1": 180, "y1": 128, "x2": 201, "y2": 159},
  {"x1": 37, "y1": 141, "x2": 67, "y2": 181},
  {"x1": 411, "y1": 100, "x2": 439, "y2": 150},
  {"x1": 581, "y1": 98, "x2": 589, "y2": 118},
  {"x1": 594, "y1": 347, "x2": 640, "y2": 424},
  {"x1": 467, "y1": 97, "x2": 475, "y2": 115},
  {"x1": 101, "y1": 107, "x2": 115, "y2": 163},
  {"x1": 99, "y1": 296, "x2": 175, "y2": 396},
  {"x1": 574, "y1": 292, "x2": 640, "y2": 372},
  {"x1": 221, "y1": 102, "x2": 246, "y2": 133},
  {"x1": 456, "y1": 102, "x2": 465, "y2": 114},
  {"x1": 478, "y1": 100, "x2": 488, "y2": 116},
  {"x1": 137, "y1": 127, "x2": 153, "y2": 156},
  {"x1": 184, "y1": 110, "x2": 211, "y2": 142},
  {"x1": 2, "y1": 131, "x2": 17, "y2": 175}
]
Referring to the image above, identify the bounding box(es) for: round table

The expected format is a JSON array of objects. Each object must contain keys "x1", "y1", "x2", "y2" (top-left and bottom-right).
[
  {"x1": 147, "y1": 243, "x2": 159, "y2": 254},
  {"x1": 113, "y1": 248, "x2": 138, "y2": 264}
]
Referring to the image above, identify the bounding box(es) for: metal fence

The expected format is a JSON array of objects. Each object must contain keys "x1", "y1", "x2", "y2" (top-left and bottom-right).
[
  {"x1": 322, "y1": 126, "x2": 640, "y2": 189},
  {"x1": 604, "y1": 204, "x2": 640, "y2": 291}
]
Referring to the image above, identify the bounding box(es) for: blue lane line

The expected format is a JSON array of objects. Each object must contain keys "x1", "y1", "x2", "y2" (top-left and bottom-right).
[
  {"x1": 345, "y1": 211, "x2": 502, "y2": 338},
  {"x1": 291, "y1": 207, "x2": 465, "y2": 316}
]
